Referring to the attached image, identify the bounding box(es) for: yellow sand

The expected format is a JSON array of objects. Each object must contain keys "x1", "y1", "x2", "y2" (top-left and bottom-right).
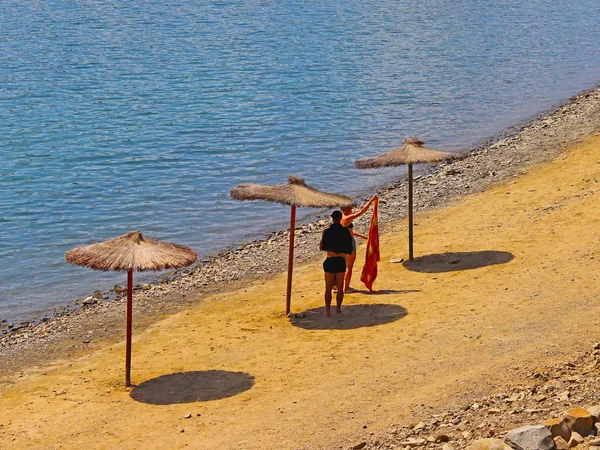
[{"x1": 1, "y1": 134, "x2": 600, "y2": 449}]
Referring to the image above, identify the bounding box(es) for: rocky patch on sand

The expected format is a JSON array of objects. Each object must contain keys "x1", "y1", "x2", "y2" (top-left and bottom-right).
[{"x1": 350, "y1": 344, "x2": 600, "y2": 450}]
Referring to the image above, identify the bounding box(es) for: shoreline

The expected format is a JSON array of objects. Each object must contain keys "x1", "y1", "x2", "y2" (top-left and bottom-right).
[{"x1": 1, "y1": 83, "x2": 600, "y2": 375}]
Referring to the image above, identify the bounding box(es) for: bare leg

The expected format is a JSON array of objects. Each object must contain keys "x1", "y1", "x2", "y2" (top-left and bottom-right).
[
  {"x1": 324, "y1": 272, "x2": 336, "y2": 317},
  {"x1": 335, "y1": 272, "x2": 345, "y2": 315},
  {"x1": 344, "y1": 252, "x2": 357, "y2": 293}
]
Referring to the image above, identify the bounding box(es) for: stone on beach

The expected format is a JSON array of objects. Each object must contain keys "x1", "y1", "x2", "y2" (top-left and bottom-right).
[
  {"x1": 587, "y1": 405, "x2": 600, "y2": 421},
  {"x1": 564, "y1": 407, "x2": 593, "y2": 437},
  {"x1": 567, "y1": 431, "x2": 584, "y2": 448},
  {"x1": 504, "y1": 425, "x2": 554, "y2": 450},
  {"x1": 399, "y1": 437, "x2": 426, "y2": 447},
  {"x1": 544, "y1": 417, "x2": 571, "y2": 442},
  {"x1": 553, "y1": 436, "x2": 569, "y2": 450}
]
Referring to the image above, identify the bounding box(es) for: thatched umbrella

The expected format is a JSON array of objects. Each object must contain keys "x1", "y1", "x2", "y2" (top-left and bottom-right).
[
  {"x1": 230, "y1": 175, "x2": 354, "y2": 315},
  {"x1": 355, "y1": 138, "x2": 453, "y2": 260},
  {"x1": 66, "y1": 231, "x2": 197, "y2": 387}
]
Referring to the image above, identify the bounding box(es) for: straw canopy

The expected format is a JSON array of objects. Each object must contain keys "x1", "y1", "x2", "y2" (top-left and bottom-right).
[
  {"x1": 230, "y1": 175, "x2": 354, "y2": 209},
  {"x1": 65, "y1": 231, "x2": 197, "y2": 272},
  {"x1": 355, "y1": 138, "x2": 453, "y2": 168}
]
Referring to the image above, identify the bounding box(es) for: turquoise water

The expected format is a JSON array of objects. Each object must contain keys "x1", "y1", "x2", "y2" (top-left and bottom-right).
[{"x1": 1, "y1": 1, "x2": 600, "y2": 322}]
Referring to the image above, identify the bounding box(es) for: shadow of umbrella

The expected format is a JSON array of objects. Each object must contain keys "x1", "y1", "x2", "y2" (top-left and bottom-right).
[
  {"x1": 130, "y1": 370, "x2": 255, "y2": 405},
  {"x1": 289, "y1": 303, "x2": 407, "y2": 330},
  {"x1": 403, "y1": 250, "x2": 514, "y2": 273}
]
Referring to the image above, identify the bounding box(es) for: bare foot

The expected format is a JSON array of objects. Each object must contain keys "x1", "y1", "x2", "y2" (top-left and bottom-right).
[
  {"x1": 335, "y1": 308, "x2": 342, "y2": 315},
  {"x1": 345, "y1": 287, "x2": 358, "y2": 293},
  {"x1": 325, "y1": 307, "x2": 331, "y2": 317}
]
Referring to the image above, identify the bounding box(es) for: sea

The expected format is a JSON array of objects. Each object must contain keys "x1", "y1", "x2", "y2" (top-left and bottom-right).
[{"x1": 1, "y1": 0, "x2": 600, "y2": 323}]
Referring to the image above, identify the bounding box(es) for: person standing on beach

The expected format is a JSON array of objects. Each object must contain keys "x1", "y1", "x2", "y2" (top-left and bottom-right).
[
  {"x1": 341, "y1": 195, "x2": 378, "y2": 293},
  {"x1": 320, "y1": 210, "x2": 354, "y2": 316}
]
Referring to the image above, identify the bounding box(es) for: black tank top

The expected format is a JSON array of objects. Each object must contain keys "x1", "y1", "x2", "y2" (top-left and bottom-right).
[{"x1": 322, "y1": 223, "x2": 353, "y2": 254}]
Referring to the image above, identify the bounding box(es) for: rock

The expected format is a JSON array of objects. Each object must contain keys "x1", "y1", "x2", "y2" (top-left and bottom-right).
[
  {"x1": 564, "y1": 407, "x2": 593, "y2": 436},
  {"x1": 467, "y1": 438, "x2": 512, "y2": 450},
  {"x1": 82, "y1": 296, "x2": 98, "y2": 306},
  {"x1": 568, "y1": 431, "x2": 584, "y2": 448},
  {"x1": 183, "y1": 413, "x2": 192, "y2": 419},
  {"x1": 506, "y1": 393, "x2": 521, "y2": 403},
  {"x1": 442, "y1": 444, "x2": 456, "y2": 450},
  {"x1": 412, "y1": 421, "x2": 426, "y2": 431},
  {"x1": 114, "y1": 285, "x2": 126, "y2": 295},
  {"x1": 445, "y1": 168, "x2": 462, "y2": 176},
  {"x1": 544, "y1": 417, "x2": 571, "y2": 441},
  {"x1": 587, "y1": 405, "x2": 600, "y2": 421},
  {"x1": 389, "y1": 258, "x2": 404, "y2": 263},
  {"x1": 504, "y1": 425, "x2": 555, "y2": 450},
  {"x1": 435, "y1": 434, "x2": 450, "y2": 442},
  {"x1": 352, "y1": 443, "x2": 366, "y2": 450},
  {"x1": 399, "y1": 437, "x2": 426, "y2": 447},
  {"x1": 553, "y1": 436, "x2": 569, "y2": 450}
]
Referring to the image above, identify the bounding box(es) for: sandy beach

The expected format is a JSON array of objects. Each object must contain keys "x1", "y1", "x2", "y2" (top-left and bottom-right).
[{"x1": 1, "y1": 87, "x2": 600, "y2": 449}]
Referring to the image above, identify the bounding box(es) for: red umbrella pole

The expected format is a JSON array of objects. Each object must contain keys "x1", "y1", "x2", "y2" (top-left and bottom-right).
[
  {"x1": 125, "y1": 268, "x2": 133, "y2": 387},
  {"x1": 285, "y1": 205, "x2": 296, "y2": 316},
  {"x1": 408, "y1": 163, "x2": 414, "y2": 261}
]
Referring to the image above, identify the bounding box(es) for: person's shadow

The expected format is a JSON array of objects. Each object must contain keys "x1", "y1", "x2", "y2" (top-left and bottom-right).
[
  {"x1": 403, "y1": 251, "x2": 514, "y2": 273},
  {"x1": 130, "y1": 370, "x2": 255, "y2": 405},
  {"x1": 289, "y1": 303, "x2": 407, "y2": 330}
]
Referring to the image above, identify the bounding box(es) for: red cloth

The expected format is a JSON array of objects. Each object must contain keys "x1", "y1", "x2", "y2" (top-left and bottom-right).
[{"x1": 360, "y1": 196, "x2": 380, "y2": 292}]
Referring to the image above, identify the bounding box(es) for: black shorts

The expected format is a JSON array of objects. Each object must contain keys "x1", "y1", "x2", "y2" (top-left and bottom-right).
[{"x1": 323, "y1": 257, "x2": 346, "y2": 274}]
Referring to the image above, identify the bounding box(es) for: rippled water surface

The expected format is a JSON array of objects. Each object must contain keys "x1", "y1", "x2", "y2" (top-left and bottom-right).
[{"x1": 1, "y1": 0, "x2": 600, "y2": 321}]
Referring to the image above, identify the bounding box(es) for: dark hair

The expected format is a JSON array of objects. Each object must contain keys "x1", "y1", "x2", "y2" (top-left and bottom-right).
[{"x1": 331, "y1": 210, "x2": 342, "y2": 220}]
